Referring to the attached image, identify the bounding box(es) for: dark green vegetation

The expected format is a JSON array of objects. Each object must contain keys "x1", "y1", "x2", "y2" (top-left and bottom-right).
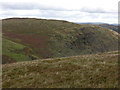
[
  {"x1": 2, "y1": 18, "x2": 120, "y2": 63},
  {"x1": 2, "y1": 51, "x2": 118, "y2": 88}
]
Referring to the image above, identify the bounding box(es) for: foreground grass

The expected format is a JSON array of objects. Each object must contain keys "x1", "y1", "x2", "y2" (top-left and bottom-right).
[{"x1": 2, "y1": 51, "x2": 118, "y2": 88}]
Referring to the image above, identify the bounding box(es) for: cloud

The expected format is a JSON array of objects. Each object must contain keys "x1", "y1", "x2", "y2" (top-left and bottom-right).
[
  {"x1": 0, "y1": 0, "x2": 119, "y2": 24},
  {"x1": 80, "y1": 7, "x2": 117, "y2": 13},
  {"x1": 1, "y1": 3, "x2": 36, "y2": 10},
  {"x1": 0, "y1": 2, "x2": 66, "y2": 11}
]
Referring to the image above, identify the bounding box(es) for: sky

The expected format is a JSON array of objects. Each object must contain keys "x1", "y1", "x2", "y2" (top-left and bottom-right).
[{"x1": 0, "y1": 0, "x2": 119, "y2": 24}]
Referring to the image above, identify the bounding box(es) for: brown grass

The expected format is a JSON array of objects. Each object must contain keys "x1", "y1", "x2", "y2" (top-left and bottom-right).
[
  {"x1": 2, "y1": 51, "x2": 118, "y2": 88},
  {"x1": 3, "y1": 31, "x2": 51, "y2": 58}
]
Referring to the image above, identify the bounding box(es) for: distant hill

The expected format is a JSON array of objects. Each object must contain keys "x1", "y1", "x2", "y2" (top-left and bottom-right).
[
  {"x1": 2, "y1": 51, "x2": 118, "y2": 88},
  {"x1": 98, "y1": 24, "x2": 118, "y2": 33},
  {"x1": 2, "y1": 18, "x2": 120, "y2": 63},
  {"x1": 74, "y1": 22, "x2": 108, "y2": 25},
  {"x1": 74, "y1": 22, "x2": 118, "y2": 33}
]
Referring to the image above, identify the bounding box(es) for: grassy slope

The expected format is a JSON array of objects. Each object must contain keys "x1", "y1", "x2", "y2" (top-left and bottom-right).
[
  {"x1": 2, "y1": 51, "x2": 118, "y2": 88},
  {"x1": 2, "y1": 18, "x2": 120, "y2": 63},
  {"x1": 2, "y1": 38, "x2": 39, "y2": 64}
]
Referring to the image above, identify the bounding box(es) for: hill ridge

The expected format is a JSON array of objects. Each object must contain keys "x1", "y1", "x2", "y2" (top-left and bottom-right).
[{"x1": 2, "y1": 18, "x2": 120, "y2": 64}]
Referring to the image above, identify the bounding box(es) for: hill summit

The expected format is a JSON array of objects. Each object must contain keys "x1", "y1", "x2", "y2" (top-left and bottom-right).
[{"x1": 2, "y1": 18, "x2": 119, "y2": 63}]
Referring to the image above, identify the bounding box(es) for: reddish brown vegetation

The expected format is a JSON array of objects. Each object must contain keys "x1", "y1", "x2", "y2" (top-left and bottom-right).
[
  {"x1": 3, "y1": 31, "x2": 51, "y2": 58},
  {"x1": 2, "y1": 54, "x2": 16, "y2": 64}
]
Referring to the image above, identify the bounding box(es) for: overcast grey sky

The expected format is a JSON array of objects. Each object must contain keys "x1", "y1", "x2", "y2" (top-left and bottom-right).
[{"x1": 0, "y1": 0, "x2": 119, "y2": 24}]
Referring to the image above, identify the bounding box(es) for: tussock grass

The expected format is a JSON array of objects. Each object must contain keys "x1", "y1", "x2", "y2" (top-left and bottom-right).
[{"x1": 2, "y1": 51, "x2": 118, "y2": 88}]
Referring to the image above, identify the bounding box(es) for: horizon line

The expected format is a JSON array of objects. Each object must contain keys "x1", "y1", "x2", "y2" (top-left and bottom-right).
[{"x1": 1, "y1": 17, "x2": 118, "y2": 24}]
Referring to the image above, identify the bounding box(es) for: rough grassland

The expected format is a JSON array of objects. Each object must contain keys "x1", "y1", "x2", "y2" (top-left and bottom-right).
[
  {"x1": 2, "y1": 18, "x2": 120, "y2": 63},
  {"x1": 2, "y1": 51, "x2": 118, "y2": 88}
]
